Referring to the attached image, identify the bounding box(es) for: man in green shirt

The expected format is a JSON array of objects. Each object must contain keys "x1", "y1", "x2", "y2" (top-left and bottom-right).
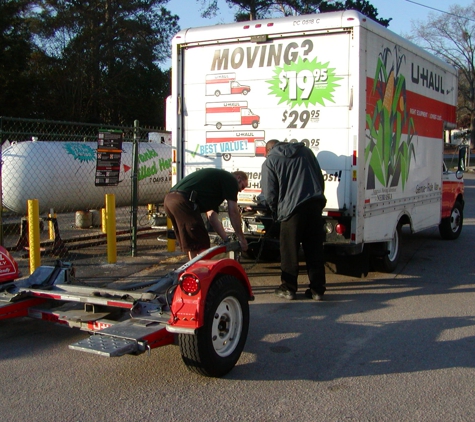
[{"x1": 164, "y1": 168, "x2": 249, "y2": 259}]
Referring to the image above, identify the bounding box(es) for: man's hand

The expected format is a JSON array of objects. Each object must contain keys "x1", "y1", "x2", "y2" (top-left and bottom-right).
[
  {"x1": 227, "y1": 200, "x2": 248, "y2": 252},
  {"x1": 237, "y1": 236, "x2": 248, "y2": 252}
]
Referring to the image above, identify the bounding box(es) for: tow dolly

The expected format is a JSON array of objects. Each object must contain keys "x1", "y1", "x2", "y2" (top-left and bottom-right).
[{"x1": 0, "y1": 242, "x2": 253, "y2": 377}]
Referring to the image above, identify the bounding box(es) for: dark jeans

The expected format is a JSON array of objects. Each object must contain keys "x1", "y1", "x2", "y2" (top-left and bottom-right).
[{"x1": 280, "y1": 199, "x2": 326, "y2": 295}]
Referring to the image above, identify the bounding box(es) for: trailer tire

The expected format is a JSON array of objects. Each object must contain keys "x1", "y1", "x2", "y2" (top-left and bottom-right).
[
  {"x1": 439, "y1": 201, "x2": 463, "y2": 240},
  {"x1": 178, "y1": 275, "x2": 249, "y2": 377},
  {"x1": 374, "y1": 223, "x2": 402, "y2": 273}
]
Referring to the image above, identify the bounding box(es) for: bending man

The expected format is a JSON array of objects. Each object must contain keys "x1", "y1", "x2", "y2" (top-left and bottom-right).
[{"x1": 164, "y1": 168, "x2": 249, "y2": 259}]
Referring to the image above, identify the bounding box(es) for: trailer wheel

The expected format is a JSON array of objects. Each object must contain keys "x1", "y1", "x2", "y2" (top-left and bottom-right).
[
  {"x1": 374, "y1": 223, "x2": 402, "y2": 273},
  {"x1": 214, "y1": 90, "x2": 221, "y2": 97},
  {"x1": 178, "y1": 275, "x2": 249, "y2": 377},
  {"x1": 216, "y1": 122, "x2": 222, "y2": 130},
  {"x1": 439, "y1": 201, "x2": 463, "y2": 240}
]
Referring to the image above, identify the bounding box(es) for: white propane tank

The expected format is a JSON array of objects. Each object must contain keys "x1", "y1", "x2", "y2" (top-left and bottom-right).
[{"x1": 2, "y1": 140, "x2": 173, "y2": 214}]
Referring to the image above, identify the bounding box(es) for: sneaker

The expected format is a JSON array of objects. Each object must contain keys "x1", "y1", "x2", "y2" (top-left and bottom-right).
[
  {"x1": 274, "y1": 285, "x2": 296, "y2": 300},
  {"x1": 305, "y1": 289, "x2": 324, "y2": 301}
]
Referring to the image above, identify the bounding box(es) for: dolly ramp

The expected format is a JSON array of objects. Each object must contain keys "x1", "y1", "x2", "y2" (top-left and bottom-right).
[{"x1": 69, "y1": 318, "x2": 172, "y2": 357}]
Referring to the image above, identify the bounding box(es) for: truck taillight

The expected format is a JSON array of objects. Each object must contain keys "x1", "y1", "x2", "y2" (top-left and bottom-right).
[
  {"x1": 180, "y1": 274, "x2": 200, "y2": 296},
  {"x1": 335, "y1": 224, "x2": 346, "y2": 235}
]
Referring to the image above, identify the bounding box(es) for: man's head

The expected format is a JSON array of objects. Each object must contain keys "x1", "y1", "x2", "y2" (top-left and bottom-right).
[
  {"x1": 265, "y1": 139, "x2": 279, "y2": 156},
  {"x1": 233, "y1": 171, "x2": 249, "y2": 191}
]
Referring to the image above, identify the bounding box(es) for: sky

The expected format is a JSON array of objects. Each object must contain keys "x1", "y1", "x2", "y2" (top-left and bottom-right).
[{"x1": 167, "y1": 0, "x2": 474, "y2": 38}]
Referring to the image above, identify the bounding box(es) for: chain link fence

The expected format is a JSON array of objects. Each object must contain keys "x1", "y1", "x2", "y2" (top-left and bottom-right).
[{"x1": 0, "y1": 117, "x2": 173, "y2": 276}]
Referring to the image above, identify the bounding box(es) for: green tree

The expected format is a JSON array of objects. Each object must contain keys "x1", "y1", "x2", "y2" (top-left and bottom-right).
[
  {"x1": 319, "y1": 1, "x2": 390, "y2": 27},
  {"x1": 32, "y1": 0, "x2": 179, "y2": 125},
  {"x1": 197, "y1": 0, "x2": 390, "y2": 26},
  {"x1": 409, "y1": 1, "x2": 475, "y2": 147},
  {"x1": 0, "y1": 0, "x2": 38, "y2": 117}
]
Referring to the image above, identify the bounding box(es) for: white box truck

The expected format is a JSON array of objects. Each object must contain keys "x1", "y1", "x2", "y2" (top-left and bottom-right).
[
  {"x1": 205, "y1": 73, "x2": 251, "y2": 96},
  {"x1": 169, "y1": 10, "x2": 464, "y2": 272},
  {"x1": 205, "y1": 101, "x2": 260, "y2": 129}
]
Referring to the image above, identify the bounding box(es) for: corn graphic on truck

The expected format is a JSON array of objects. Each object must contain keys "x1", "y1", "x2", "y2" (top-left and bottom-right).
[{"x1": 169, "y1": 10, "x2": 464, "y2": 273}]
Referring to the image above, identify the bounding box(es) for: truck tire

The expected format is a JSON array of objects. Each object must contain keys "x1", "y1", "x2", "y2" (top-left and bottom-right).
[
  {"x1": 439, "y1": 201, "x2": 463, "y2": 240},
  {"x1": 178, "y1": 275, "x2": 249, "y2": 377},
  {"x1": 374, "y1": 223, "x2": 402, "y2": 273}
]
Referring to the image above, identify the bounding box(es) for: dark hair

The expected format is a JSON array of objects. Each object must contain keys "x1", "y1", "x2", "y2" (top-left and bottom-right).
[
  {"x1": 265, "y1": 139, "x2": 279, "y2": 154},
  {"x1": 232, "y1": 170, "x2": 248, "y2": 182}
]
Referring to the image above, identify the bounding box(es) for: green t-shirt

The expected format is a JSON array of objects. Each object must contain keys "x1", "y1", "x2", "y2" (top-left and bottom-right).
[{"x1": 171, "y1": 168, "x2": 239, "y2": 212}]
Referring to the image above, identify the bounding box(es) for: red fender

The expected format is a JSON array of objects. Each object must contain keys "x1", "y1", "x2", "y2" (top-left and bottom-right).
[
  {"x1": 0, "y1": 246, "x2": 19, "y2": 283},
  {"x1": 168, "y1": 258, "x2": 253, "y2": 332}
]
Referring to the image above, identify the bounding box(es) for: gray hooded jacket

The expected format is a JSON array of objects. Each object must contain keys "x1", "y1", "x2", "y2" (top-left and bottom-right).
[{"x1": 261, "y1": 142, "x2": 326, "y2": 222}]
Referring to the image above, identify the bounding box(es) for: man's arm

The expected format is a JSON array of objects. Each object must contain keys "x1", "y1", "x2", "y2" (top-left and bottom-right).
[
  {"x1": 207, "y1": 210, "x2": 228, "y2": 241},
  {"x1": 207, "y1": 202, "x2": 248, "y2": 251},
  {"x1": 227, "y1": 200, "x2": 248, "y2": 251},
  {"x1": 261, "y1": 160, "x2": 278, "y2": 219}
]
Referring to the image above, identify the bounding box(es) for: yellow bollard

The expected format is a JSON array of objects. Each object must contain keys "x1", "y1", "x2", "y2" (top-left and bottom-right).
[
  {"x1": 48, "y1": 209, "x2": 56, "y2": 240},
  {"x1": 167, "y1": 217, "x2": 176, "y2": 252},
  {"x1": 105, "y1": 194, "x2": 117, "y2": 264},
  {"x1": 101, "y1": 208, "x2": 106, "y2": 233},
  {"x1": 28, "y1": 199, "x2": 41, "y2": 274}
]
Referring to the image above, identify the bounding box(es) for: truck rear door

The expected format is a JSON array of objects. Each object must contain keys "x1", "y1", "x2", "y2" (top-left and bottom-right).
[{"x1": 173, "y1": 21, "x2": 354, "y2": 210}]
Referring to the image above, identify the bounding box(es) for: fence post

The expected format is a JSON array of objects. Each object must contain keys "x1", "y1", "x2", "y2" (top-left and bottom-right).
[
  {"x1": 28, "y1": 199, "x2": 41, "y2": 274},
  {"x1": 131, "y1": 120, "x2": 139, "y2": 257},
  {"x1": 105, "y1": 194, "x2": 117, "y2": 264}
]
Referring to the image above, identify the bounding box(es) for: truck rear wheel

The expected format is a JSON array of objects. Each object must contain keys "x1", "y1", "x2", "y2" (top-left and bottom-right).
[
  {"x1": 373, "y1": 223, "x2": 402, "y2": 273},
  {"x1": 178, "y1": 275, "x2": 249, "y2": 377},
  {"x1": 439, "y1": 201, "x2": 463, "y2": 240}
]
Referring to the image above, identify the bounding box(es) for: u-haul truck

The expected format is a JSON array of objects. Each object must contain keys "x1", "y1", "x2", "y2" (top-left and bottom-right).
[
  {"x1": 169, "y1": 10, "x2": 464, "y2": 272},
  {"x1": 206, "y1": 73, "x2": 251, "y2": 96},
  {"x1": 205, "y1": 101, "x2": 260, "y2": 129}
]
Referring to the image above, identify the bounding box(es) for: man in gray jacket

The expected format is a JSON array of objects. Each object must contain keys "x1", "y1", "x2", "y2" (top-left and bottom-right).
[{"x1": 261, "y1": 140, "x2": 326, "y2": 300}]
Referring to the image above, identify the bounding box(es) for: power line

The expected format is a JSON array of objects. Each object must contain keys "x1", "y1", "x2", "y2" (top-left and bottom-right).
[{"x1": 405, "y1": 0, "x2": 475, "y2": 22}]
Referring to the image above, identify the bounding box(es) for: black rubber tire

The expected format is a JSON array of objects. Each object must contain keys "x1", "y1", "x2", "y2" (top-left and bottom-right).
[
  {"x1": 374, "y1": 223, "x2": 402, "y2": 273},
  {"x1": 439, "y1": 201, "x2": 463, "y2": 240},
  {"x1": 178, "y1": 275, "x2": 249, "y2": 377}
]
